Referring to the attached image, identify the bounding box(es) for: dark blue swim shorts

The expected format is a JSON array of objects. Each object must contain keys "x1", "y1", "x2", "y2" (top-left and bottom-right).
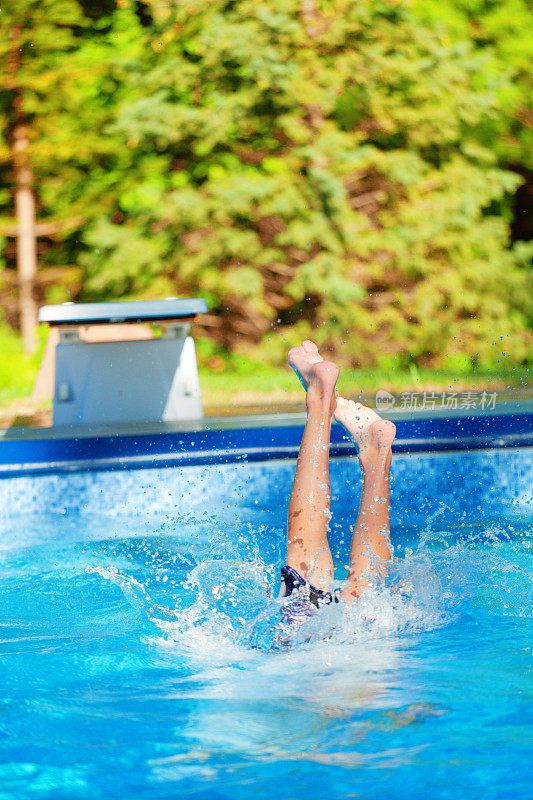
[{"x1": 280, "y1": 565, "x2": 340, "y2": 608}]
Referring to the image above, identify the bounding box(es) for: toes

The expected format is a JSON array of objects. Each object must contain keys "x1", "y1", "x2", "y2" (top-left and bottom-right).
[
  {"x1": 302, "y1": 340, "x2": 319, "y2": 355},
  {"x1": 287, "y1": 345, "x2": 303, "y2": 361}
]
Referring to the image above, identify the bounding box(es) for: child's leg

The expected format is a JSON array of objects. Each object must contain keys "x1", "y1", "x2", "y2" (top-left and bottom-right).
[
  {"x1": 334, "y1": 399, "x2": 396, "y2": 603},
  {"x1": 285, "y1": 342, "x2": 339, "y2": 591}
]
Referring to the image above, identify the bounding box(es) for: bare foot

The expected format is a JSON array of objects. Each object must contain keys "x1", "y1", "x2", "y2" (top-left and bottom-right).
[
  {"x1": 335, "y1": 398, "x2": 396, "y2": 468},
  {"x1": 287, "y1": 340, "x2": 323, "y2": 390},
  {"x1": 287, "y1": 341, "x2": 338, "y2": 413}
]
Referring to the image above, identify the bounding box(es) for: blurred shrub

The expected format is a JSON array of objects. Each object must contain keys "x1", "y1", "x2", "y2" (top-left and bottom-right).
[{"x1": 0, "y1": 0, "x2": 531, "y2": 372}]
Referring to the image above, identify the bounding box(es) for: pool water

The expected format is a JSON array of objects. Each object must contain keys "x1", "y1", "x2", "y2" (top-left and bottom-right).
[{"x1": 0, "y1": 448, "x2": 532, "y2": 799}]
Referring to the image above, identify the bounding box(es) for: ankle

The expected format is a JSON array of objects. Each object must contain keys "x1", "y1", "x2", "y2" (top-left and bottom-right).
[
  {"x1": 360, "y1": 454, "x2": 391, "y2": 477},
  {"x1": 306, "y1": 384, "x2": 336, "y2": 416},
  {"x1": 359, "y1": 440, "x2": 393, "y2": 474}
]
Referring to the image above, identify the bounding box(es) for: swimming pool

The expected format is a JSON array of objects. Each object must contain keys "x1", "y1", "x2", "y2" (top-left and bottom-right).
[{"x1": 0, "y1": 421, "x2": 531, "y2": 799}]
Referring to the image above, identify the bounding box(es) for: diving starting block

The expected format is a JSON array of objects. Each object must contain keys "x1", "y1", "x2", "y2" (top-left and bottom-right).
[{"x1": 38, "y1": 299, "x2": 208, "y2": 426}]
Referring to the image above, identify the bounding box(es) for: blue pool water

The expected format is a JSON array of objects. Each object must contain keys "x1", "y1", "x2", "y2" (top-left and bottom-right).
[{"x1": 0, "y1": 447, "x2": 532, "y2": 799}]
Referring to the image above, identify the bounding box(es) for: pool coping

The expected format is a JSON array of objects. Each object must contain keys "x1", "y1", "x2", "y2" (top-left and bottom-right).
[{"x1": 0, "y1": 404, "x2": 532, "y2": 478}]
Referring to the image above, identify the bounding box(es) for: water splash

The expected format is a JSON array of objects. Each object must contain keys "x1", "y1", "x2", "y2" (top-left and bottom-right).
[{"x1": 81, "y1": 508, "x2": 533, "y2": 675}]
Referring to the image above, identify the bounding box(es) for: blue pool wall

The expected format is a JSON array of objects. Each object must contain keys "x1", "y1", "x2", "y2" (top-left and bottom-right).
[
  {"x1": 0, "y1": 407, "x2": 531, "y2": 561},
  {"x1": 0, "y1": 447, "x2": 531, "y2": 532},
  {"x1": 0, "y1": 406, "x2": 532, "y2": 478}
]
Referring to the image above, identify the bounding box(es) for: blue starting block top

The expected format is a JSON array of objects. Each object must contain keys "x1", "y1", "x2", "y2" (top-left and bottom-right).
[{"x1": 38, "y1": 299, "x2": 208, "y2": 326}]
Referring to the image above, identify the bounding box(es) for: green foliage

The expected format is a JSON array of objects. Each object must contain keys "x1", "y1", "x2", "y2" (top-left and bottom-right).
[
  {"x1": 0, "y1": 0, "x2": 531, "y2": 375},
  {"x1": 411, "y1": 0, "x2": 533, "y2": 168},
  {"x1": 0, "y1": 0, "x2": 86, "y2": 218}
]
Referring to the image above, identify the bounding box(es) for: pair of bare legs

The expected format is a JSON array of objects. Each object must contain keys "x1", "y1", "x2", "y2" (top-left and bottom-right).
[{"x1": 285, "y1": 341, "x2": 396, "y2": 604}]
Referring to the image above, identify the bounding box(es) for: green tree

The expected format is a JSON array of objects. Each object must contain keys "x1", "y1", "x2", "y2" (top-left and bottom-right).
[
  {"x1": 0, "y1": 0, "x2": 83, "y2": 350},
  {"x1": 1, "y1": 0, "x2": 530, "y2": 374},
  {"x1": 412, "y1": 0, "x2": 533, "y2": 171},
  {"x1": 411, "y1": 0, "x2": 533, "y2": 248},
  {"x1": 0, "y1": 0, "x2": 131, "y2": 348},
  {"x1": 80, "y1": 0, "x2": 530, "y2": 369}
]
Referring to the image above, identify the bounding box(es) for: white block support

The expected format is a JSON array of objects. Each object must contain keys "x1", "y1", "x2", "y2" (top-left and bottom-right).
[{"x1": 52, "y1": 335, "x2": 203, "y2": 425}]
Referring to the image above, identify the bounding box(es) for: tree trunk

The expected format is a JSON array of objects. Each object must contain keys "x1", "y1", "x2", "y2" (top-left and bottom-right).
[{"x1": 12, "y1": 123, "x2": 38, "y2": 354}]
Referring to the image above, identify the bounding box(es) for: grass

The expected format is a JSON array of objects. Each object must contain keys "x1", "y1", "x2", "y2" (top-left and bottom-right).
[
  {"x1": 0, "y1": 325, "x2": 530, "y2": 425},
  {"x1": 199, "y1": 356, "x2": 531, "y2": 410},
  {"x1": 0, "y1": 319, "x2": 47, "y2": 405}
]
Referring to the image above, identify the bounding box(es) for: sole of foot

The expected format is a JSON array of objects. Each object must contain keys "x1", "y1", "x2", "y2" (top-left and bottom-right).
[
  {"x1": 334, "y1": 398, "x2": 396, "y2": 467},
  {"x1": 287, "y1": 341, "x2": 338, "y2": 413},
  {"x1": 287, "y1": 340, "x2": 324, "y2": 391}
]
